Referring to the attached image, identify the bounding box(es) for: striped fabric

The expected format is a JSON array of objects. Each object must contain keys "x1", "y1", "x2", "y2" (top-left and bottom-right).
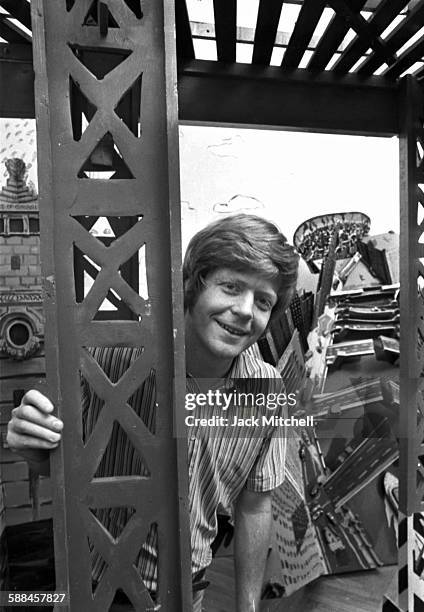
[{"x1": 83, "y1": 347, "x2": 286, "y2": 594}]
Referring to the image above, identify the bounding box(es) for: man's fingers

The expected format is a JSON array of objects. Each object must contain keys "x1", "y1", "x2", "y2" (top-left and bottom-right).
[
  {"x1": 12, "y1": 402, "x2": 63, "y2": 433},
  {"x1": 7, "y1": 430, "x2": 60, "y2": 451},
  {"x1": 10, "y1": 417, "x2": 62, "y2": 444},
  {"x1": 21, "y1": 389, "x2": 54, "y2": 414}
]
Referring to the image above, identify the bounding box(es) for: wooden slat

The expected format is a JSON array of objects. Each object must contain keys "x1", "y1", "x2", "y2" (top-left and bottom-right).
[
  {"x1": 384, "y1": 36, "x2": 424, "y2": 79},
  {"x1": 0, "y1": 0, "x2": 31, "y2": 30},
  {"x1": 281, "y1": 0, "x2": 326, "y2": 69},
  {"x1": 175, "y1": 0, "x2": 194, "y2": 61},
  {"x1": 332, "y1": 0, "x2": 409, "y2": 74},
  {"x1": 359, "y1": 1, "x2": 424, "y2": 76},
  {"x1": 412, "y1": 63, "x2": 424, "y2": 80},
  {"x1": 0, "y1": 17, "x2": 28, "y2": 43},
  {"x1": 213, "y1": 0, "x2": 236, "y2": 63},
  {"x1": 308, "y1": 0, "x2": 368, "y2": 71},
  {"x1": 327, "y1": 0, "x2": 397, "y2": 71},
  {"x1": 252, "y1": 0, "x2": 284, "y2": 65}
]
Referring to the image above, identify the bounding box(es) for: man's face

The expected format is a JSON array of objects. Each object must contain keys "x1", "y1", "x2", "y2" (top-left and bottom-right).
[{"x1": 185, "y1": 268, "x2": 278, "y2": 370}]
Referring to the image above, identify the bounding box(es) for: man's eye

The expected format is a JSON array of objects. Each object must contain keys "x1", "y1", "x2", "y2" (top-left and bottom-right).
[
  {"x1": 222, "y1": 282, "x2": 239, "y2": 293},
  {"x1": 256, "y1": 297, "x2": 272, "y2": 311}
]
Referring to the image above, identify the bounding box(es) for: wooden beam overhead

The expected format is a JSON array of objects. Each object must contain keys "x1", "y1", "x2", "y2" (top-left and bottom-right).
[
  {"x1": 213, "y1": 0, "x2": 236, "y2": 62},
  {"x1": 327, "y1": 0, "x2": 398, "y2": 70},
  {"x1": 281, "y1": 0, "x2": 326, "y2": 69},
  {"x1": 252, "y1": 0, "x2": 284, "y2": 65},
  {"x1": 283, "y1": 0, "x2": 394, "y2": 9},
  {"x1": 190, "y1": 21, "x2": 355, "y2": 55},
  {"x1": 308, "y1": 0, "x2": 368, "y2": 71},
  {"x1": 332, "y1": 0, "x2": 410, "y2": 74},
  {"x1": 0, "y1": 44, "x2": 34, "y2": 118},
  {"x1": 175, "y1": 0, "x2": 194, "y2": 61},
  {"x1": 359, "y1": 1, "x2": 424, "y2": 76},
  {"x1": 178, "y1": 59, "x2": 399, "y2": 136},
  {"x1": 0, "y1": 0, "x2": 31, "y2": 30},
  {"x1": 384, "y1": 34, "x2": 424, "y2": 79},
  {"x1": 0, "y1": 16, "x2": 29, "y2": 44}
]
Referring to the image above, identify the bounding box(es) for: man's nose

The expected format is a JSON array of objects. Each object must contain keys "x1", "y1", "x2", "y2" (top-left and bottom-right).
[{"x1": 231, "y1": 291, "x2": 254, "y2": 319}]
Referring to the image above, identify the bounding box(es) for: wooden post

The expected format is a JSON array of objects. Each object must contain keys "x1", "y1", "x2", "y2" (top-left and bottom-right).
[
  {"x1": 31, "y1": 1, "x2": 192, "y2": 609},
  {"x1": 398, "y1": 74, "x2": 424, "y2": 611}
]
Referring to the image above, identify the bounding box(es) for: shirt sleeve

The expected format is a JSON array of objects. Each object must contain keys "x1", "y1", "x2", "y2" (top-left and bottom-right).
[{"x1": 245, "y1": 372, "x2": 287, "y2": 492}]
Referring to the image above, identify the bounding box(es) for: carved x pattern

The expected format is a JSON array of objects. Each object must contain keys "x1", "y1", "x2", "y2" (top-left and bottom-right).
[
  {"x1": 72, "y1": 217, "x2": 149, "y2": 322},
  {"x1": 79, "y1": 347, "x2": 158, "y2": 483}
]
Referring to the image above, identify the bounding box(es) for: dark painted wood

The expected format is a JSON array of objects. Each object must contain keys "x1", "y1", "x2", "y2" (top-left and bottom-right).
[
  {"x1": 398, "y1": 75, "x2": 424, "y2": 516},
  {"x1": 31, "y1": 1, "x2": 192, "y2": 610},
  {"x1": 252, "y1": 0, "x2": 284, "y2": 66},
  {"x1": 0, "y1": 0, "x2": 31, "y2": 30},
  {"x1": 0, "y1": 17, "x2": 28, "y2": 44},
  {"x1": 281, "y1": 0, "x2": 326, "y2": 69},
  {"x1": 384, "y1": 36, "x2": 424, "y2": 80},
  {"x1": 359, "y1": 1, "x2": 424, "y2": 76},
  {"x1": 332, "y1": 0, "x2": 409, "y2": 74},
  {"x1": 0, "y1": 44, "x2": 34, "y2": 118},
  {"x1": 175, "y1": 0, "x2": 194, "y2": 61},
  {"x1": 178, "y1": 60, "x2": 399, "y2": 136},
  {"x1": 327, "y1": 0, "x2": 397, "y2": 70},
  {"x1": 213, "y1": 0, "x2": 236, "y2": 63},
  {"x1": 308, "y1": 0, "x2": 368, "y2": 72}
]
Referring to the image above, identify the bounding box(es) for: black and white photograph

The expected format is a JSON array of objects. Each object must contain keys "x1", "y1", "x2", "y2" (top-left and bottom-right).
[{"x1": 0, "y1": 1, "x2": 423, "y2": 611}]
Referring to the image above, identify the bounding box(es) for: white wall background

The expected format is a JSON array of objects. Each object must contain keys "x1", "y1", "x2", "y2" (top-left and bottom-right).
[{"x1": 179, "y1": 126, "x2": 399, "y2": 252}]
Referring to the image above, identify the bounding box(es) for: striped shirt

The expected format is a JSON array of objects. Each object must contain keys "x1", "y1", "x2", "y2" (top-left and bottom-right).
[
  {"x1": 139, "y1": 349, "x2": 286, "y2": 591},
  {"x1": 84, "y1": 347, "x2": 286, "y2": 594}
]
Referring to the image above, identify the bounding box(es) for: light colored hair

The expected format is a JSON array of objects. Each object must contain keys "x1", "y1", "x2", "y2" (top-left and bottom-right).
[{"x1": 183, "y1": 213, "x2": 299, "y2": 320}]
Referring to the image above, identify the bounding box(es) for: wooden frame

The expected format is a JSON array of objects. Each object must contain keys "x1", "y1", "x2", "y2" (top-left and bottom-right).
[
  {"x1": 31, "y1": 1, "x2": 191, "y2": 608},
  {"x1": 2, "y1": 0, "x2": 424, "y2": 608}
]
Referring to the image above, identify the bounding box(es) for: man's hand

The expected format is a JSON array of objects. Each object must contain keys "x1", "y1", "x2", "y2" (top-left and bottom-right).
[
  {"x1": 234, "y1": 488, "x2": 272, "y2": 612},
  {"x1": 6, "y1": 390, "x2": 63, "y2": 475}
]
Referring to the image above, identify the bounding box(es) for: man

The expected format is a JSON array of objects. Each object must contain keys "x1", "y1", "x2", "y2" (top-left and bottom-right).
[{"x1": 7, "y1": 213, "x2": 299, "y2": 611}]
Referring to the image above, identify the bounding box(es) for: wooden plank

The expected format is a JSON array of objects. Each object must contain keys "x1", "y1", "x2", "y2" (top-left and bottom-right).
[
  {"x1": 359, "y1": 1, "x2": 424, "y2": 76},
  {"x1": 191, "y1": 21, "x2": 357, "y2": 53},
  {"x1": 332, "y1": 0, "x2": 409, "y2": 74},
  {"x1": 0, "y1": 17, "x2": 28, "y2": 44},
  {"x1": 213, "y1": 0, "x2": 236, "y2": 62},
  {"x1": 0, "y1": 0, "x2": 31, "y2": 30},
  {"x1": 281, "y1": 0, "x2": 326, "y2": 69},
  {"x1": 0, "y1": 44, "x2": 34, "y2": 118},
  {"x1": 284, "y1": 0, "x2": 395, "y2": 9},
  {"x1": 309, "y1": 0, "x2": 368, "y2": 72},
  {"x1": 384, "y1": 36, "x2": 424, "y2": 80},
  {"x1": 252, "y1": 0, "x2": 284, "y2": 65},
  {"x1": 327, "y1": 0, "x2": 397, "y2": 72},
  {"x1": 175, "y1": 0, "x2": 195, "y2": 61},
  {"x1": 178, "y1": 59, "x2": 399, "y2": 136},
  {"x1": 398, "y1": 75, "x2": 424, "y2": 516}
]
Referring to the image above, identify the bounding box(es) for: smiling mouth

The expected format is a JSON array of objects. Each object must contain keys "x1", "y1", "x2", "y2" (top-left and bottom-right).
[{"x1": 216, "y1": 320, "x2": 249, "y2": 337}]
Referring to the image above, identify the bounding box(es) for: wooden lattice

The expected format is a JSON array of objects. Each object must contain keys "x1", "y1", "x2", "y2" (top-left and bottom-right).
[{"x1": 31, "y1": 1, "x2": 191, "y2": 609}]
